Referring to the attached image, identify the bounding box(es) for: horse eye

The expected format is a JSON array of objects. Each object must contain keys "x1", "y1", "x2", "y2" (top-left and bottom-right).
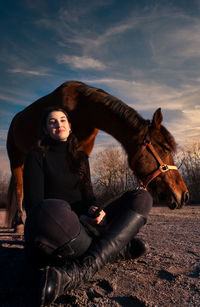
[
  {"x1": 156, "y1": 141, "x2": 171, "y2": 152},
  {"x1": 163, "y1": 145, "x2": 171, "y2": 152}
]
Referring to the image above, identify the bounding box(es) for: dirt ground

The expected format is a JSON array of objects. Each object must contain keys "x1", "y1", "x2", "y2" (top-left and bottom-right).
[{"x1": 0, "y1": 205, "x2": 199, "y2": 307}]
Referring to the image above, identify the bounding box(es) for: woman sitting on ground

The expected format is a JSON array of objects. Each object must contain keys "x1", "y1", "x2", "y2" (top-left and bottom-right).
[{"x1": 23, "y1": 106, "x2": 153, "y2": 306}]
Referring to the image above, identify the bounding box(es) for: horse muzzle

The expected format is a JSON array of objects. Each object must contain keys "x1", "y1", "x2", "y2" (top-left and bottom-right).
[{"x1": 169, "y1": 190, "x2": 189, "y2": 210}]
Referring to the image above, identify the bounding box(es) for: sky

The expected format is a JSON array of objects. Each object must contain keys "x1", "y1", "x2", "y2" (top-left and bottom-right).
[{"x1": 1, "y1": 0, "x2": 200, "y2": 176}]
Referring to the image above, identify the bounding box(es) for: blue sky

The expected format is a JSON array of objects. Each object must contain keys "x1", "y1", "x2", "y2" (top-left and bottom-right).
[{"x1": 1, "y1": 0, "x2": 200, "y2": 176}]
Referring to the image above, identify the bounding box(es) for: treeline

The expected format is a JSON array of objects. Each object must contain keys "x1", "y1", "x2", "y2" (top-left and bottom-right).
[{"x1": 0, "y1": 143, "x2": 200, "y2": 208}]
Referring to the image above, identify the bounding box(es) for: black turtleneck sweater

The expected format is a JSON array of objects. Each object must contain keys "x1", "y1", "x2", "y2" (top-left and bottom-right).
[{"x1": 23, "y1": 140, "x2": 97, "y2": 216}]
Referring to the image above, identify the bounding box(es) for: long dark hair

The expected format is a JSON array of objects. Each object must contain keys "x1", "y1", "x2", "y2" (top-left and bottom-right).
[{"x1": 37, "y1": 106, "x2": 88, "y2": 183}]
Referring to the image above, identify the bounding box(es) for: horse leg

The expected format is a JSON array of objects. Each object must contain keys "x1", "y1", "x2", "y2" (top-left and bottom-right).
[
  {"x1": 13, "y1": 166, "x2": 24, "y2": 232},
  {"x1": 78, "y1": 128, "x2": 99, "y2": 156},
  {"x1": 7, "y1": 166, "x2": 24, "y2": 233},
  {"x1": 6, "y1": 119, "x2": 25, "y2": 233}
]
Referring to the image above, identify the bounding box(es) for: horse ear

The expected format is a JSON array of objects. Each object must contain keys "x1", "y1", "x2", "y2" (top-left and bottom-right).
[{"x1": 152, "y1": 108, "x2": 163, "y2": 128}]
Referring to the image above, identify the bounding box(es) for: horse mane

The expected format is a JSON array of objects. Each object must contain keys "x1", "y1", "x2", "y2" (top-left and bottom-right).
[
  {"x1": 75, "y1": 82, "x2": 149, "y2": 131},
  {"x1": 61, "y1": 81, "x2": 176, "y2": 151},
  {"x1": 160, "y1": 125, "x2": 177, "y2": 152}
]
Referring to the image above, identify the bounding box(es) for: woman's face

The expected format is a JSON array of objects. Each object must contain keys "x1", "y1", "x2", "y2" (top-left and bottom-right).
[{"x1": 46, "y1": 111, "x2": 71, "y2": 142}]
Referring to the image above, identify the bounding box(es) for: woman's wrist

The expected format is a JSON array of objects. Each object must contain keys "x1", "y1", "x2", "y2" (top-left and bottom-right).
[
  {"x1": 88, "y1": 206, "x2": 106, "y2": 225},
  {"x1": 88, "y1": 205, "x2": 100, "y2": 218}
]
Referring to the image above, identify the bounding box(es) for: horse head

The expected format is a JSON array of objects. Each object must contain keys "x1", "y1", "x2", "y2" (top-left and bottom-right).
[{"x1": 129, "y1": 108, "x2": 189, "y2": 209}]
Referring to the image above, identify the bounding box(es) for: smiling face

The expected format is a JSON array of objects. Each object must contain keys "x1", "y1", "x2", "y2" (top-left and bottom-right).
[{"x1": 45, "y1": 110, "x2": 71, "y2": 142}]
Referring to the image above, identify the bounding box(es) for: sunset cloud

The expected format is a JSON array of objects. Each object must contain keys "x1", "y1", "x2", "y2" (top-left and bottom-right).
[
  {"x1": 57, "y1": 55, "x2": 106, "y2": 70},
  {"x1": 8, "y1": 68, "x2": 51, "y2": 76}
]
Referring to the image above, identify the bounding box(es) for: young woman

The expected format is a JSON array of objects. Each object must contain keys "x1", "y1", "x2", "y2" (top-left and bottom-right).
[{"x1": 23, "y1": 107, "x2": 153, "y2": 306}]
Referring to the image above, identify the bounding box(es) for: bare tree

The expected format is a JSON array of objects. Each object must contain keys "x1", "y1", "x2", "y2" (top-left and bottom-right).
[
  {"x1": 176, "y1": 142, "x2": 200, "y2": 204},
  {"x1": 91, "y1": 146, "x2": 137, "y2": 204}
]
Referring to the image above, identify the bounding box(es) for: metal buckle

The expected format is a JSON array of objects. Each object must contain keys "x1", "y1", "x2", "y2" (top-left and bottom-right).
[{"x1": 160, "y1": 164, "x2": 169, "y2": 172}]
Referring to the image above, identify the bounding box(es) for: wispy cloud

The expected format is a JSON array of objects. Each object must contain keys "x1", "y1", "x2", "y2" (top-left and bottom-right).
[
  {"x1": 0, "y1": 90, "x2": 35, "y2": 106},
  {"x1": 8, "y1": 68, "x2": 51, "y2": 76},
  {"x1": 86, "y1": 20, "x2": 139, "y2": 51},
  {"x1": 0, "y1": 94, "x2": 25, "y2": 105},
  {"x1": 170, "y1": 25, "x2": 200, "y2": 59},
  {"x1": 35, "y1": 2, "x2": 141, "y2": 60},
  {"x1": 0, "y1": 84, "x2": 48, "y2": 107},
  {"x1": 83, "y1": 78, "x2": 185, "y2": 109},
  {"x1": 57, "y1": 55, "x2": 106, "y2": 70},
  {"x1": 34, "y1": 4, "x2": 200, "y2": 83},
  {"x1": 0, "y1": 87, "x2": 34, "y2": 99},
  {"x1": 149, "y1": 16, "x2": 200, "y2": 67}
]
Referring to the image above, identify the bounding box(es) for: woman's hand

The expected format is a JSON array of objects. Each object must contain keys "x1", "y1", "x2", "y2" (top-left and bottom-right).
[{"x1": 88, "y1": 206, "x2": 106, "y2": 225}]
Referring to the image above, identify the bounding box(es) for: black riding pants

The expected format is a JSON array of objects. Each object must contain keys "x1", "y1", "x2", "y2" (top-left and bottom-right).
[{"x1": 25, "y1": 189, "x2": 152, "y2": 268}]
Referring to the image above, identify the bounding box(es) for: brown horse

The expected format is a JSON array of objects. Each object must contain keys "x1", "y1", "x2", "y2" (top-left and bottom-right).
[{"x1": 6, "y1": 80, "x2": 189, "y2": 232}]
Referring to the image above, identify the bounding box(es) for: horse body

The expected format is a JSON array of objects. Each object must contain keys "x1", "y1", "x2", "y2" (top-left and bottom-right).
[{"x1": 6, "y1": 81, "x2": 189, "y2": 231}]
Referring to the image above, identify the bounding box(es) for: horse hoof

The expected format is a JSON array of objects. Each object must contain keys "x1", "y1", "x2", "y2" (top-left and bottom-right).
[{"x1": 15, "y1": 224, "x2": 24, "y2": 234}]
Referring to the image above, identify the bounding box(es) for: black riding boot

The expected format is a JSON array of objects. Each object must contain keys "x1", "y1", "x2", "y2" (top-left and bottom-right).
[
  {"x1": 39, "y1": 209, "x2": 147, "y2": 306},
  {"x1": 118, "y1": 237, "x2": 149, "y2": 260}
]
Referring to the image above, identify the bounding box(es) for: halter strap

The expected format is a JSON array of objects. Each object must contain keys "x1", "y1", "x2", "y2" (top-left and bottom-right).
[{"x1": 131, "y1": 136, "x2": 178, "y2": 189}]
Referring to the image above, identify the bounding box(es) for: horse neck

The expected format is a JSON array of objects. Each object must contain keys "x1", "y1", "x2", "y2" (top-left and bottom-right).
[{"x1": 81, "y1": 91, "x2": 148, "y2": 153}]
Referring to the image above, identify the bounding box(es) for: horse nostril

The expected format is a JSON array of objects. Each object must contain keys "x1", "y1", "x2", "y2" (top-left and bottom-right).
[
  {"x1": 185, "y1": 191, "x2": 189, "y2": 203},
  {"x1": 182, "y1": 191, "x2": 189, "y2": 205},
  {"x1": 169, "y1": 202, "x2": 177, "y2": 210}
]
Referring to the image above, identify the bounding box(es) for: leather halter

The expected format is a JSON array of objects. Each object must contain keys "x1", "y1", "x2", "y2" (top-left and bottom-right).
[{"x1": 131, "y1": 136, "x2": 178, "y2": 189}]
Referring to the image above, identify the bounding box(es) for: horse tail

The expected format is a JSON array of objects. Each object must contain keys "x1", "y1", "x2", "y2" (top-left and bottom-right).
[{"x1": 6, "y1": 174, "x2": 17, "y2": 227}]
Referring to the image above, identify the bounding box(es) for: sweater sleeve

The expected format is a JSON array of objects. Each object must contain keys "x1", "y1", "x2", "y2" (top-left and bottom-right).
[
  {"x1": 79, "y1": 153, "x2": 100, "y2": 211},
  {"x1": 23, "y1": 149, "x2": 44, "y2": 213}
]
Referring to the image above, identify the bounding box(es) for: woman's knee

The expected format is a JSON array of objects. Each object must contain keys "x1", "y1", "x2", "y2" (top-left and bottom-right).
[
  {"x1": 122, "y1": 189, "x2": 153, "y2": 218},
  {"x1": 24, "y1": 199, "x2": 83, "y2": 259}
]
